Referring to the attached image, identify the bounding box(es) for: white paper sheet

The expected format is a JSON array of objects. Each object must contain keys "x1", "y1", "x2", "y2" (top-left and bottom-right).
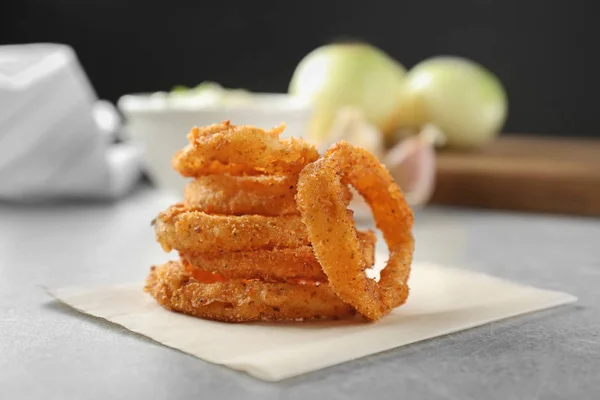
[{"x1": 47, "y1": 262, "x2": 576, "y2": 381}]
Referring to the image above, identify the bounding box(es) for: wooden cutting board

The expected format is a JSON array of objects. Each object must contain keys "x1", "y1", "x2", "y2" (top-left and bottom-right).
[{"x1": 430, "y1": 135, "x2": 600, "y2": 216}]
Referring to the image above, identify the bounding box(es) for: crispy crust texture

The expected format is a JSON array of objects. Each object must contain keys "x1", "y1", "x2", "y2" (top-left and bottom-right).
[
  {"x1": 154, "y1": 204, "x2": 310, "y2": 253},
  {"x1": 144, "y1": 261, "x2": 357, "y2": 322},
  {"x1": 296, "y1": 141, "x2": 414, "y2": 321},
  {"x1": 184, "y1": 174, "x2": 301, "y2": 216},
  {"x1": 184, "y1": 174, "x2": 353, "y2": 216},
  {"x1": 173, "y1": 121, "x2": 319, "y2": 177},
  {"x1": 181, "y1": 230, "x2": 376, "y2": 282}
]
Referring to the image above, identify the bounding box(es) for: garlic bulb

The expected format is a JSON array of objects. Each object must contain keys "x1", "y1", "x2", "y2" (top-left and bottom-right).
[{"x1": 384, "y1": 124, "x2": 444, "y2": 206}]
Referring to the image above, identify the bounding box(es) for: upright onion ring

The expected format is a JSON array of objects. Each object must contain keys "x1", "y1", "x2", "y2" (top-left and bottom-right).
[
  {"x1": 173, "y1": 121, "x2": 319, "y2": 177},
  {"x1": 154, "y1": 204, "x2": 310, "y2": 253},
  {"x1": 145, "y1": 261, "x2": 357, "y2": 322},
  {"x1": 181, "y1": 230, "x2": 376, "y2": 282},
  {"x1": 296, "y1": 141, "x2": 414, "y2": 321}
]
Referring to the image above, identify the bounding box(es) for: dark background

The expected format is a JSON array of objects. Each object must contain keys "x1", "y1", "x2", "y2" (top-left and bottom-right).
[{"x1": 1, "y1": 0, "x2": 595, "y2": 137}]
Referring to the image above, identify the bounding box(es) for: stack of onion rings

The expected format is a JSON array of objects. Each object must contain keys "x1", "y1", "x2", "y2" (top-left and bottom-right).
[
  {"x1": 146, "y1": 121, "x2": 413, "y2": 323},
  {"x1": 147, "y1": 121, "x2": 381, "y2": 322}
]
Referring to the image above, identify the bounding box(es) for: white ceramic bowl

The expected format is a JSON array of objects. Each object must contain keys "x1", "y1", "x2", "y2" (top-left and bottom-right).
[{"x1": 117, "y1": 93, "x2": 313, "y2": 196}]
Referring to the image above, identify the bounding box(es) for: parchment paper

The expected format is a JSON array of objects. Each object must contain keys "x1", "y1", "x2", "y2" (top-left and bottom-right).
[{"x1": 47, "y1": 261, "x2": 576, "y2": 381}]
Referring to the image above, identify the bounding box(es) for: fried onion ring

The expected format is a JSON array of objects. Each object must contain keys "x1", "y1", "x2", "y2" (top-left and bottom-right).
[
  {"x1": 296, "y1": 141, "x2": 414, "y2": 321},
  {"x1": 145, "y1": 261, "x2": 357, "y2": 322},
  {"x1": 154, "y1": 204, "x2": 310, "y2": 253},
  {"x1": 184, "y1": 174, "x2": 300, "y2": 216},
  {"x1": 181, "y1": 230, "x2": 377, "y2": 282},
  {"x1": 184, "y1": 174, "x2": 352, "y2": 216},
  {"x1": 173, "y1": 121, "x2": 319, "y2": 177}
]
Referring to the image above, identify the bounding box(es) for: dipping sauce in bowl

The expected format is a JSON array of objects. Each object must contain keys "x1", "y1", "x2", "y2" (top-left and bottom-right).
[{"x1": 118, "y1": 83, "x2": 313, "y2": 196}]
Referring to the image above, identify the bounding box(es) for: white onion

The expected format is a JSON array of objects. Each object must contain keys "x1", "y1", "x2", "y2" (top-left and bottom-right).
[
  {"x1": 396, "y1": 56, "x2": 508, "y2": 148},
  {"x1": 289, "y1": 43, "x2": 407, "y2": 144}
]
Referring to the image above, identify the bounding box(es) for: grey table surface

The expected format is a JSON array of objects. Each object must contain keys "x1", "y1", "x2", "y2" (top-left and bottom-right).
[{"x1": 1, "y1": 185, "x2": 599, "y2": 400}]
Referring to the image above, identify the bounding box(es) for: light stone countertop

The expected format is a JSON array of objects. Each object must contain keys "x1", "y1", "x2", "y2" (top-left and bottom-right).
[{"x1": 1, "y1": 186, "x2": 598, "y2": 399}]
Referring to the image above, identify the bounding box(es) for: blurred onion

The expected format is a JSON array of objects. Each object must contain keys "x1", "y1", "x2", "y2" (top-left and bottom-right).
[
  {"x1": 396, "y1": 56, "x2": 508, "y2": 149},
  {"x1": 289, "y1": 43, "x2": 407, "y2": 145}
]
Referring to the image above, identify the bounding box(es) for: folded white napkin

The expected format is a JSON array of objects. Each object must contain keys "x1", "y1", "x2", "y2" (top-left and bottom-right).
[{"x1": 0, "y1": 43, "x2": 142, "y2": 201}]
